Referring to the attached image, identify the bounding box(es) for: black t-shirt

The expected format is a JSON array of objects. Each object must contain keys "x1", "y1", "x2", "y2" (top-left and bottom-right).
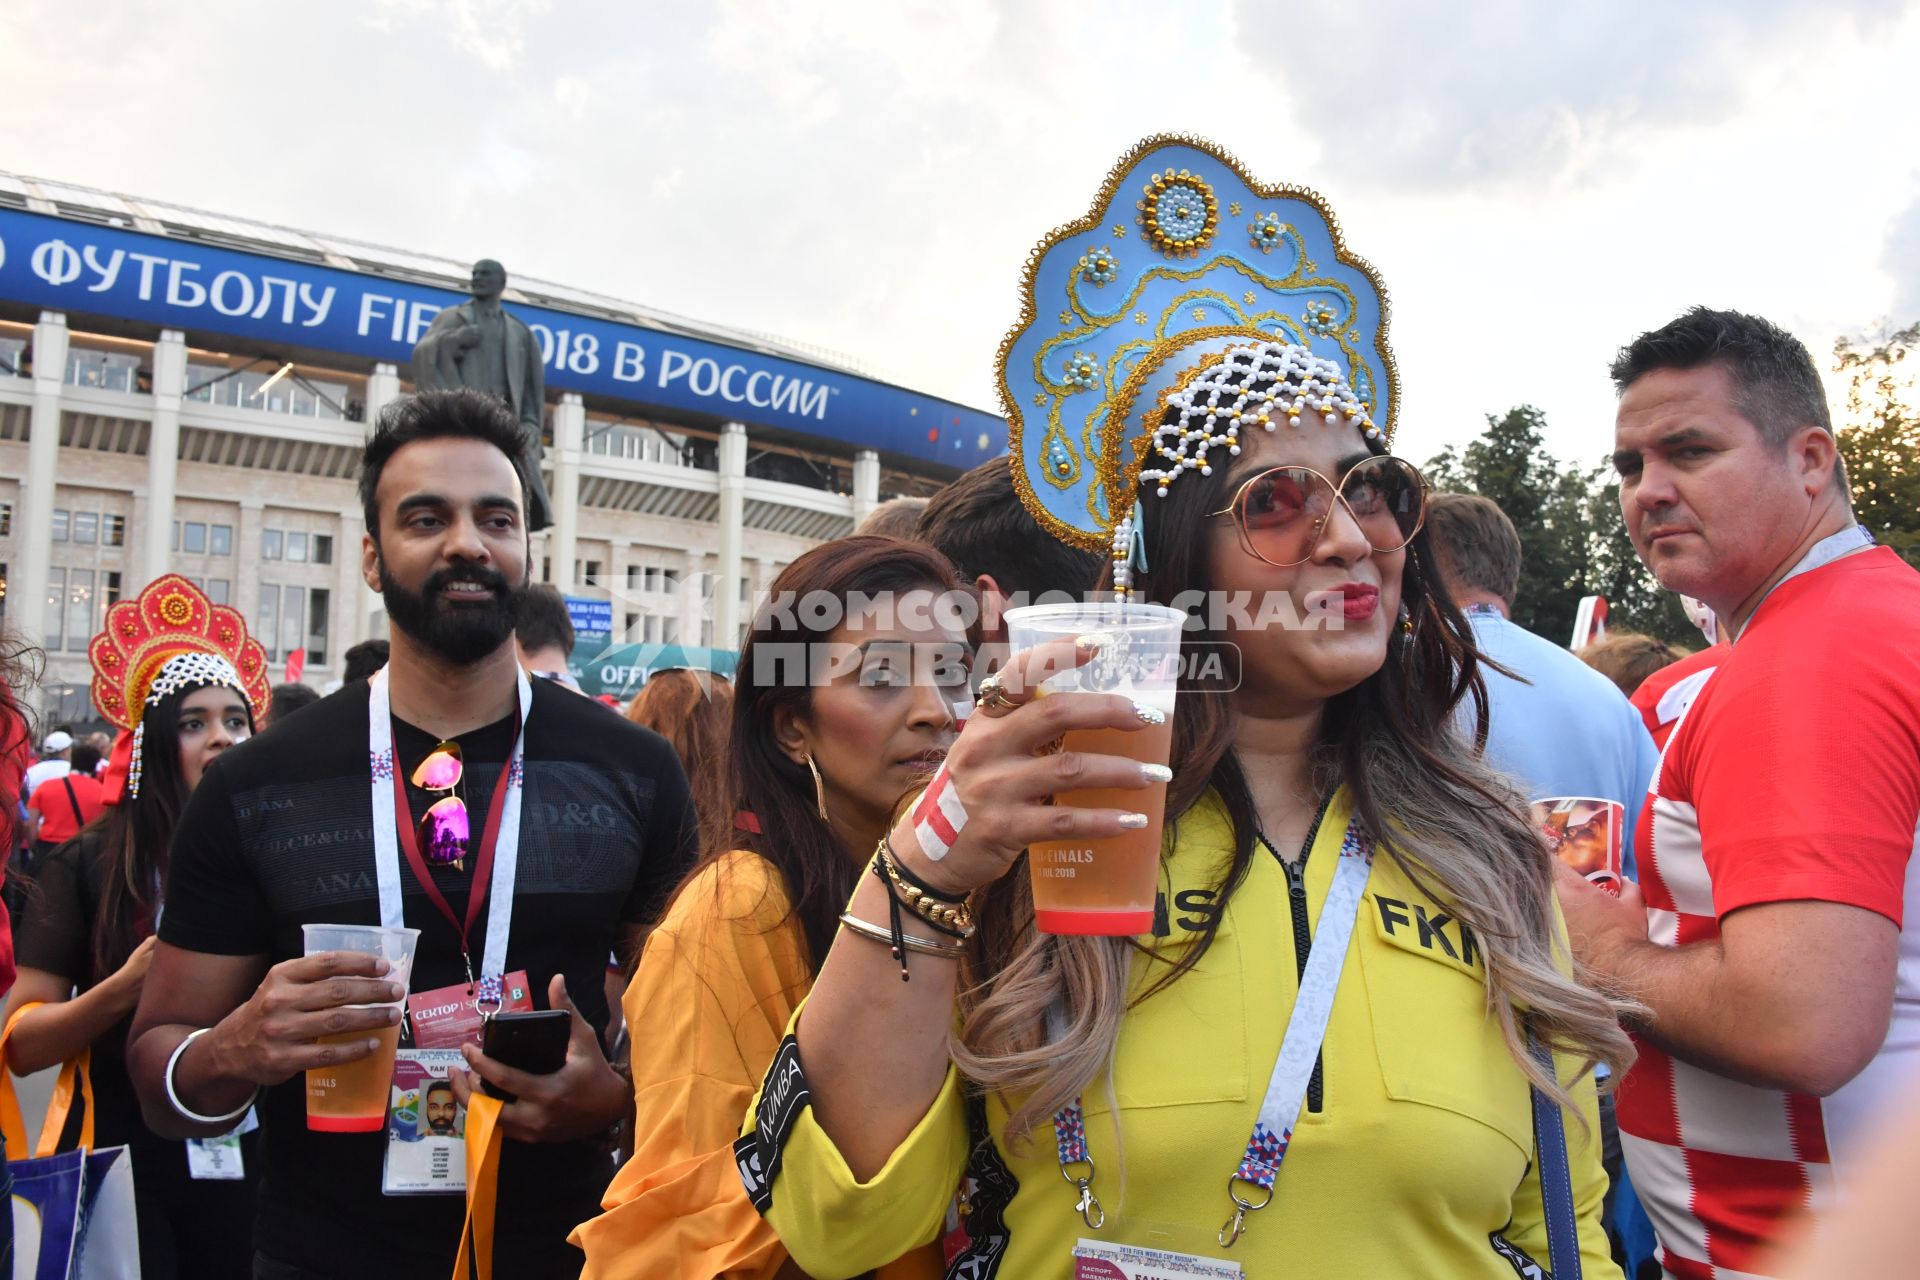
[{"x1": 159, "y1": 678, "x2": 697, "y2": 1274}]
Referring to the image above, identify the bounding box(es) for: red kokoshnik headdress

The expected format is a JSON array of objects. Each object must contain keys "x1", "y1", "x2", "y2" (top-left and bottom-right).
[{"x1": 89, "y1": 573, "x2": 271, "y2": 802}]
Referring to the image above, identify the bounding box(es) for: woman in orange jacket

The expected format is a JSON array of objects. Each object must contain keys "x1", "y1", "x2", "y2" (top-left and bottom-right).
[{"x1": 572, "y1": 535, "x2": 972, "y2": 1279}]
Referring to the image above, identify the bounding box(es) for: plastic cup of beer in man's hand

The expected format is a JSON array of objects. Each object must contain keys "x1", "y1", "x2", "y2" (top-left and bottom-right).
[
  {"x1": 301, "y1": 923, "x2": 420, "y2": 1132},
  {"x1": 1004, "y1": 601, "x2": 1185, "y2": 936}
]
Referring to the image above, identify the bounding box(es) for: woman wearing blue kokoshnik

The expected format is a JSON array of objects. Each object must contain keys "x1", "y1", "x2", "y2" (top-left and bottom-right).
[{"x1": 739, "y1": 136, "x2": 1633, "y2": 1279}]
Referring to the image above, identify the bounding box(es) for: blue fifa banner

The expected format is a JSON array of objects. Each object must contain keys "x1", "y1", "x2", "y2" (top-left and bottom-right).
[
  {"x1": 565, "y1": 596, "x2": 613, "y2": 637},
  {"x1": 0, "y1": 207, "x2": 1005, "y2": 469}
]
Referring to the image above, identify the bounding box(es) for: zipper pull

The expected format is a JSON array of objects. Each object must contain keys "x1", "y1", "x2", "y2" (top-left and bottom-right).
[{"x1": 1283, "y1": 857, "x2": 1307, "y2": 899}]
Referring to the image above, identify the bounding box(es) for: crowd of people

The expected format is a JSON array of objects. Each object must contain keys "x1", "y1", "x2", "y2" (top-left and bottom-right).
[{"x1": 0, "y1": 136, "x2": 1914, "y2": 1280}]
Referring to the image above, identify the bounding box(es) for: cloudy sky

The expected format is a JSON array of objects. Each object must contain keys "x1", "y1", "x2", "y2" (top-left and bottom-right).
[{"x1": 3, "y1": 0, "x2": 1916, "y2": 468}]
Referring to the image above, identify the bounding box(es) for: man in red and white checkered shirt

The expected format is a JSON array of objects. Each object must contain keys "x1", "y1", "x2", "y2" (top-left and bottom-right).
[{"x1": 1557, "y1": 307, "x2": 1920, "y2": 1280}]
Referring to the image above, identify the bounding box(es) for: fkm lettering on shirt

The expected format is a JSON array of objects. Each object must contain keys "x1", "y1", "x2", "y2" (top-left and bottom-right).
[{"x1": 1374, "y1": 894, "x2": 1481, "y2": 970}]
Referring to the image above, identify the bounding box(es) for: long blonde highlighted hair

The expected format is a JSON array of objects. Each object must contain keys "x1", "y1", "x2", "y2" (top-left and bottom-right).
[{"x1": 952, "y1": 437, "x2": 1636, "y2": 1146}]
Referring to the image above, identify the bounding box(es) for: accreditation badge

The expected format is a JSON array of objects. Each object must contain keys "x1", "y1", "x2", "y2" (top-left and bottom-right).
[
  {"x1": 1072, "y1": 1239, "x2": 1243, "y2": 1279},
  {"x1": 382, "y1": 1049, "x2": 470, "y2": 1196},
  {"x1": 185, "y1": 1107, "x2": 258, "y2": 1181},
  {"x1": 1073, "y1": 1238, "x2": 1242, "y2": 1279},
  {"x1": 405, "y1": 969, "x2": 535, "y2": 1049}
]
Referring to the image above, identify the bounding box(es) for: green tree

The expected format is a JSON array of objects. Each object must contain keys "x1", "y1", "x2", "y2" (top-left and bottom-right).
[
  {"x1": 1426, "y1": 406, "x2": 1697, "y2": 647},
  {"x1": 1423, "y1": 406, "x2": 1592, "y2": 642},
  {"x1": 1582, "y1": 473, "x2": 1696, "y2": 643},
  {"x1": 1835, "y1": 322, "x2": 1920, "y2": 568}
]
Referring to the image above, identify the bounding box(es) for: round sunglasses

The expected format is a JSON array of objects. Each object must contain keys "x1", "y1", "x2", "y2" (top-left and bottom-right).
[{"x1": 1208, "y1": 455, "x2": 1430, "y2": 568}]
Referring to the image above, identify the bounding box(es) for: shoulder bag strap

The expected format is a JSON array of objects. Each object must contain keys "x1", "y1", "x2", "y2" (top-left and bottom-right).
[
  {"x1": 0, "y1": 1000, "x2": 43, "y2": 1153},
  {"x1": 60, "y1": 777, "x2": 85, "y2": 828},
  {"x1": 452, "y1": 1091, "x2": 504, "y2": 1280},
  {"x1": 1529, "y1": 1033, "x2": 1582, "y2": 1280},
  {"x1": 1, "y1": 1001, "x2": 99, "y2": 1159},
  {"x1": 37, "y1": 1045, "x2": 94, "y2": 1157}
]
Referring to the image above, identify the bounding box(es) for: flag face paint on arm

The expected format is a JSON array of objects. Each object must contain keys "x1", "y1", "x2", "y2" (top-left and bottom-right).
[{"x1": 912, "y1": 764, "x2": 968, "y2": 862}]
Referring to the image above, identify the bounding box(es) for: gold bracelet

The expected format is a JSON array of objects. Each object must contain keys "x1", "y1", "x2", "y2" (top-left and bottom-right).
[
  {"x1": 837, "y1": 912, "x2": 966, "y2": 958},
  {"x1": 873, "y1": 842, "x2": 976, "y2": 938}
]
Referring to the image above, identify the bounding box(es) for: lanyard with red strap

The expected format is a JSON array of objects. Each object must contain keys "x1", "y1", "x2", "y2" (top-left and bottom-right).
[
  {"x1": 390, "y1": 702, "x2": 520, "y2": 1003},
  {"x1": 368, "y1": 665, "x2": 532, "y2": 1008}
]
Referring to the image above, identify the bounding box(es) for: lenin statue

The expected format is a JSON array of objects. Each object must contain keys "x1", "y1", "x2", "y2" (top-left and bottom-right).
[{"x1": 411, "y1": 259, "x2": 554, "y2": 529}]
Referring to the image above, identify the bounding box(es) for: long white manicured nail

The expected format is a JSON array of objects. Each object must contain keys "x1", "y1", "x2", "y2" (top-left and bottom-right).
[
  {"x1": 1134, "y1": 702, "x2": 1166, "y2": 726},
  {"x1": 1139, "y1": 763, "x2": 1172, "y2": 783},
  {"x1": 1117, "y1": 812, "x2": 1150, "y2": 829}
]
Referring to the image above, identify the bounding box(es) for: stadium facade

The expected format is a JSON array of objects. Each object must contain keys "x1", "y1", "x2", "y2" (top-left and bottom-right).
[{"x1": 0, "y1": 173, "x2": 1003, "y2": 719}]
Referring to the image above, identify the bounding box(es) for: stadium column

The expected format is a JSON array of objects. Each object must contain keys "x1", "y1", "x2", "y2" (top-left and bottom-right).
[
  {"x1": 14, "y1": 311, "x2": 69, "y2": 656},
  {"x1": 852, "y1": 449, "x2": 880, "y2": 525},
  {"x1": 679, "y1": 549, "x2": 702, "y2": 651},
  {"x1": 715, "y1": 421, "x2": 748, "y2": 650},
  {"x1": 359, "y1": 363, "x2": 402, "y2": 640},
  {"x1": 236, "y1": 500, "x2": 264, "y2": 653},
  {"x1": 141, "y1": 330, "x2": 187, "y2": 586},
  {"x1": 337, "y1": 507, "x2": 367, "y2": 651},
  {"x1": 549, "y1": 393, "x2": 584, "y2": 587}
]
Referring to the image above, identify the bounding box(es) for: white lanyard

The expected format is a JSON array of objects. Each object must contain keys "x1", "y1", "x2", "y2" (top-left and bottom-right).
[
  {"x1": 1733, "y1": 524, "x2": 1874, "y2": 643},
  {"x1": 1051, "y1": 817, "x2": 1375, "y2": 1248},
  {"x1": 367, "y1": 665, "x2": 532, "y2": 994}
]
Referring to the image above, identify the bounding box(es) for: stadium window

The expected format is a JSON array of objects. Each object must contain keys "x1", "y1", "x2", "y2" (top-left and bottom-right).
[
  {"x1": 104, "y1": 514, "x2": 125, "y2": 546},
  {"x1": 257, "y1": 584, "x2": 279, "y2": 661},
  {"x1": 45, "y1": 567, "x2": 64, "y2": 649},
  {"x1": 210, "y1": 524, "x2": 233, "y2": 556},
  {"x1": 279, "y1": 587, "x2": 306, "y2": 663},
  {"x1": 52, "y1": 509, "x2": 69, "y2": 542},
  {"x1": 263, "y1": 529, "x2": 283, "y2": 560},
  {"x1": 183, "y1": 523, "x2": 207, "y2": 554},
  {"x1": 307, "y1": 589, "x2": 330, "y2": 666},
  {"x1": 65, "y1": 569, "x2": 94, "y2": 652}
]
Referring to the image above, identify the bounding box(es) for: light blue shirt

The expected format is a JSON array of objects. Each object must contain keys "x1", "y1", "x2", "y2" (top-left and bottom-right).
[{"x1": 1461, "y1": 611, "x2": 1662, "y2": 879}]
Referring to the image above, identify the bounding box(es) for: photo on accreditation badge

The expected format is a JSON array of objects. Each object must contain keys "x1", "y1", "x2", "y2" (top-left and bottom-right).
[
  {"x1": 1529, "y1": 796, "x2": 1624, "y2": 894},
  {"x1": 382, "y1": 1048, "x2": 469, "y2": 1195}
]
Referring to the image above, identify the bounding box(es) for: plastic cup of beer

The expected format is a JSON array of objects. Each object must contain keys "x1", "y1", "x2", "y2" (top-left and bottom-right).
[
  {"x1": 301, "y1": 923, "x2": 419, "y2": 1132},
  {"x1": 1003, "y1": 600, "x2": 1184, "y2": 935}
]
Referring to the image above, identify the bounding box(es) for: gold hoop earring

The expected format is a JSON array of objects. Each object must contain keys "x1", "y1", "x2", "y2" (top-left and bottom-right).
[{"x1": 804, "y1": 753, "x2": 829, "y2": 822}]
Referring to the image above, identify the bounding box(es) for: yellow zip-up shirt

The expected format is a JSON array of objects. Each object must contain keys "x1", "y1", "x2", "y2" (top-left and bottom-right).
[{"x1": 746, "y1": 787, "x2": 1620, "y2": 1279}]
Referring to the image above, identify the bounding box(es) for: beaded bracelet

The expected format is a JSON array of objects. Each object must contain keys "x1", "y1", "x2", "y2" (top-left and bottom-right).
[{"x1": 873, "y1": 839, "x2": 975, "y2": 938}]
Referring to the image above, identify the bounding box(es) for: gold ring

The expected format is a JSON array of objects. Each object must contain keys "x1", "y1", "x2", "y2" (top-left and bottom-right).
[{"x1": 975, "y1": 673, "x2": 1019, "y2": 717}]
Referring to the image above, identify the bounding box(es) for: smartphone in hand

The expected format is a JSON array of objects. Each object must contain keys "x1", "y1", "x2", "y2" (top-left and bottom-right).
[{"x1": 479, "y1": 1009, "x2": 571, "y2": 1102}]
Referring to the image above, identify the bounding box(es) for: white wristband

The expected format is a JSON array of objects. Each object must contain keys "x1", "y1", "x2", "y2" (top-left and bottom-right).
[{"x1": 163, "y1": 1027, "x2": 257, "y2": 1127}]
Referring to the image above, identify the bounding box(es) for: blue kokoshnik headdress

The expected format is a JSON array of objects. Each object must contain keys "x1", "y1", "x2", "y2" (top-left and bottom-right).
[{"x1": 997, "y1": 134, "x2": 1397, "y2": 593}]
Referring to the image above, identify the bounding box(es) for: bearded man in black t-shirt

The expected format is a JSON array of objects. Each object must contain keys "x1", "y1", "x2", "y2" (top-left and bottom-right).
[{"x1": 127, "y1": 389, "x2": 697, "y2": 1278}]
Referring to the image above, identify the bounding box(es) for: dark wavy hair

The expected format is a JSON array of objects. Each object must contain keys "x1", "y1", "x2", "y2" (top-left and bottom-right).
[
  {"x1": 0, "y1": 634, "x2": 44, "y2": 853},
  {"x1": 92, "y1": 684, "x2": 256, "y2": 978},
  {"x1": 692, "y1": 535, "x2": 964, "y2": 972},
  {"x1": 359, "y1": 389, "x2": 531, "y2": 538}
]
